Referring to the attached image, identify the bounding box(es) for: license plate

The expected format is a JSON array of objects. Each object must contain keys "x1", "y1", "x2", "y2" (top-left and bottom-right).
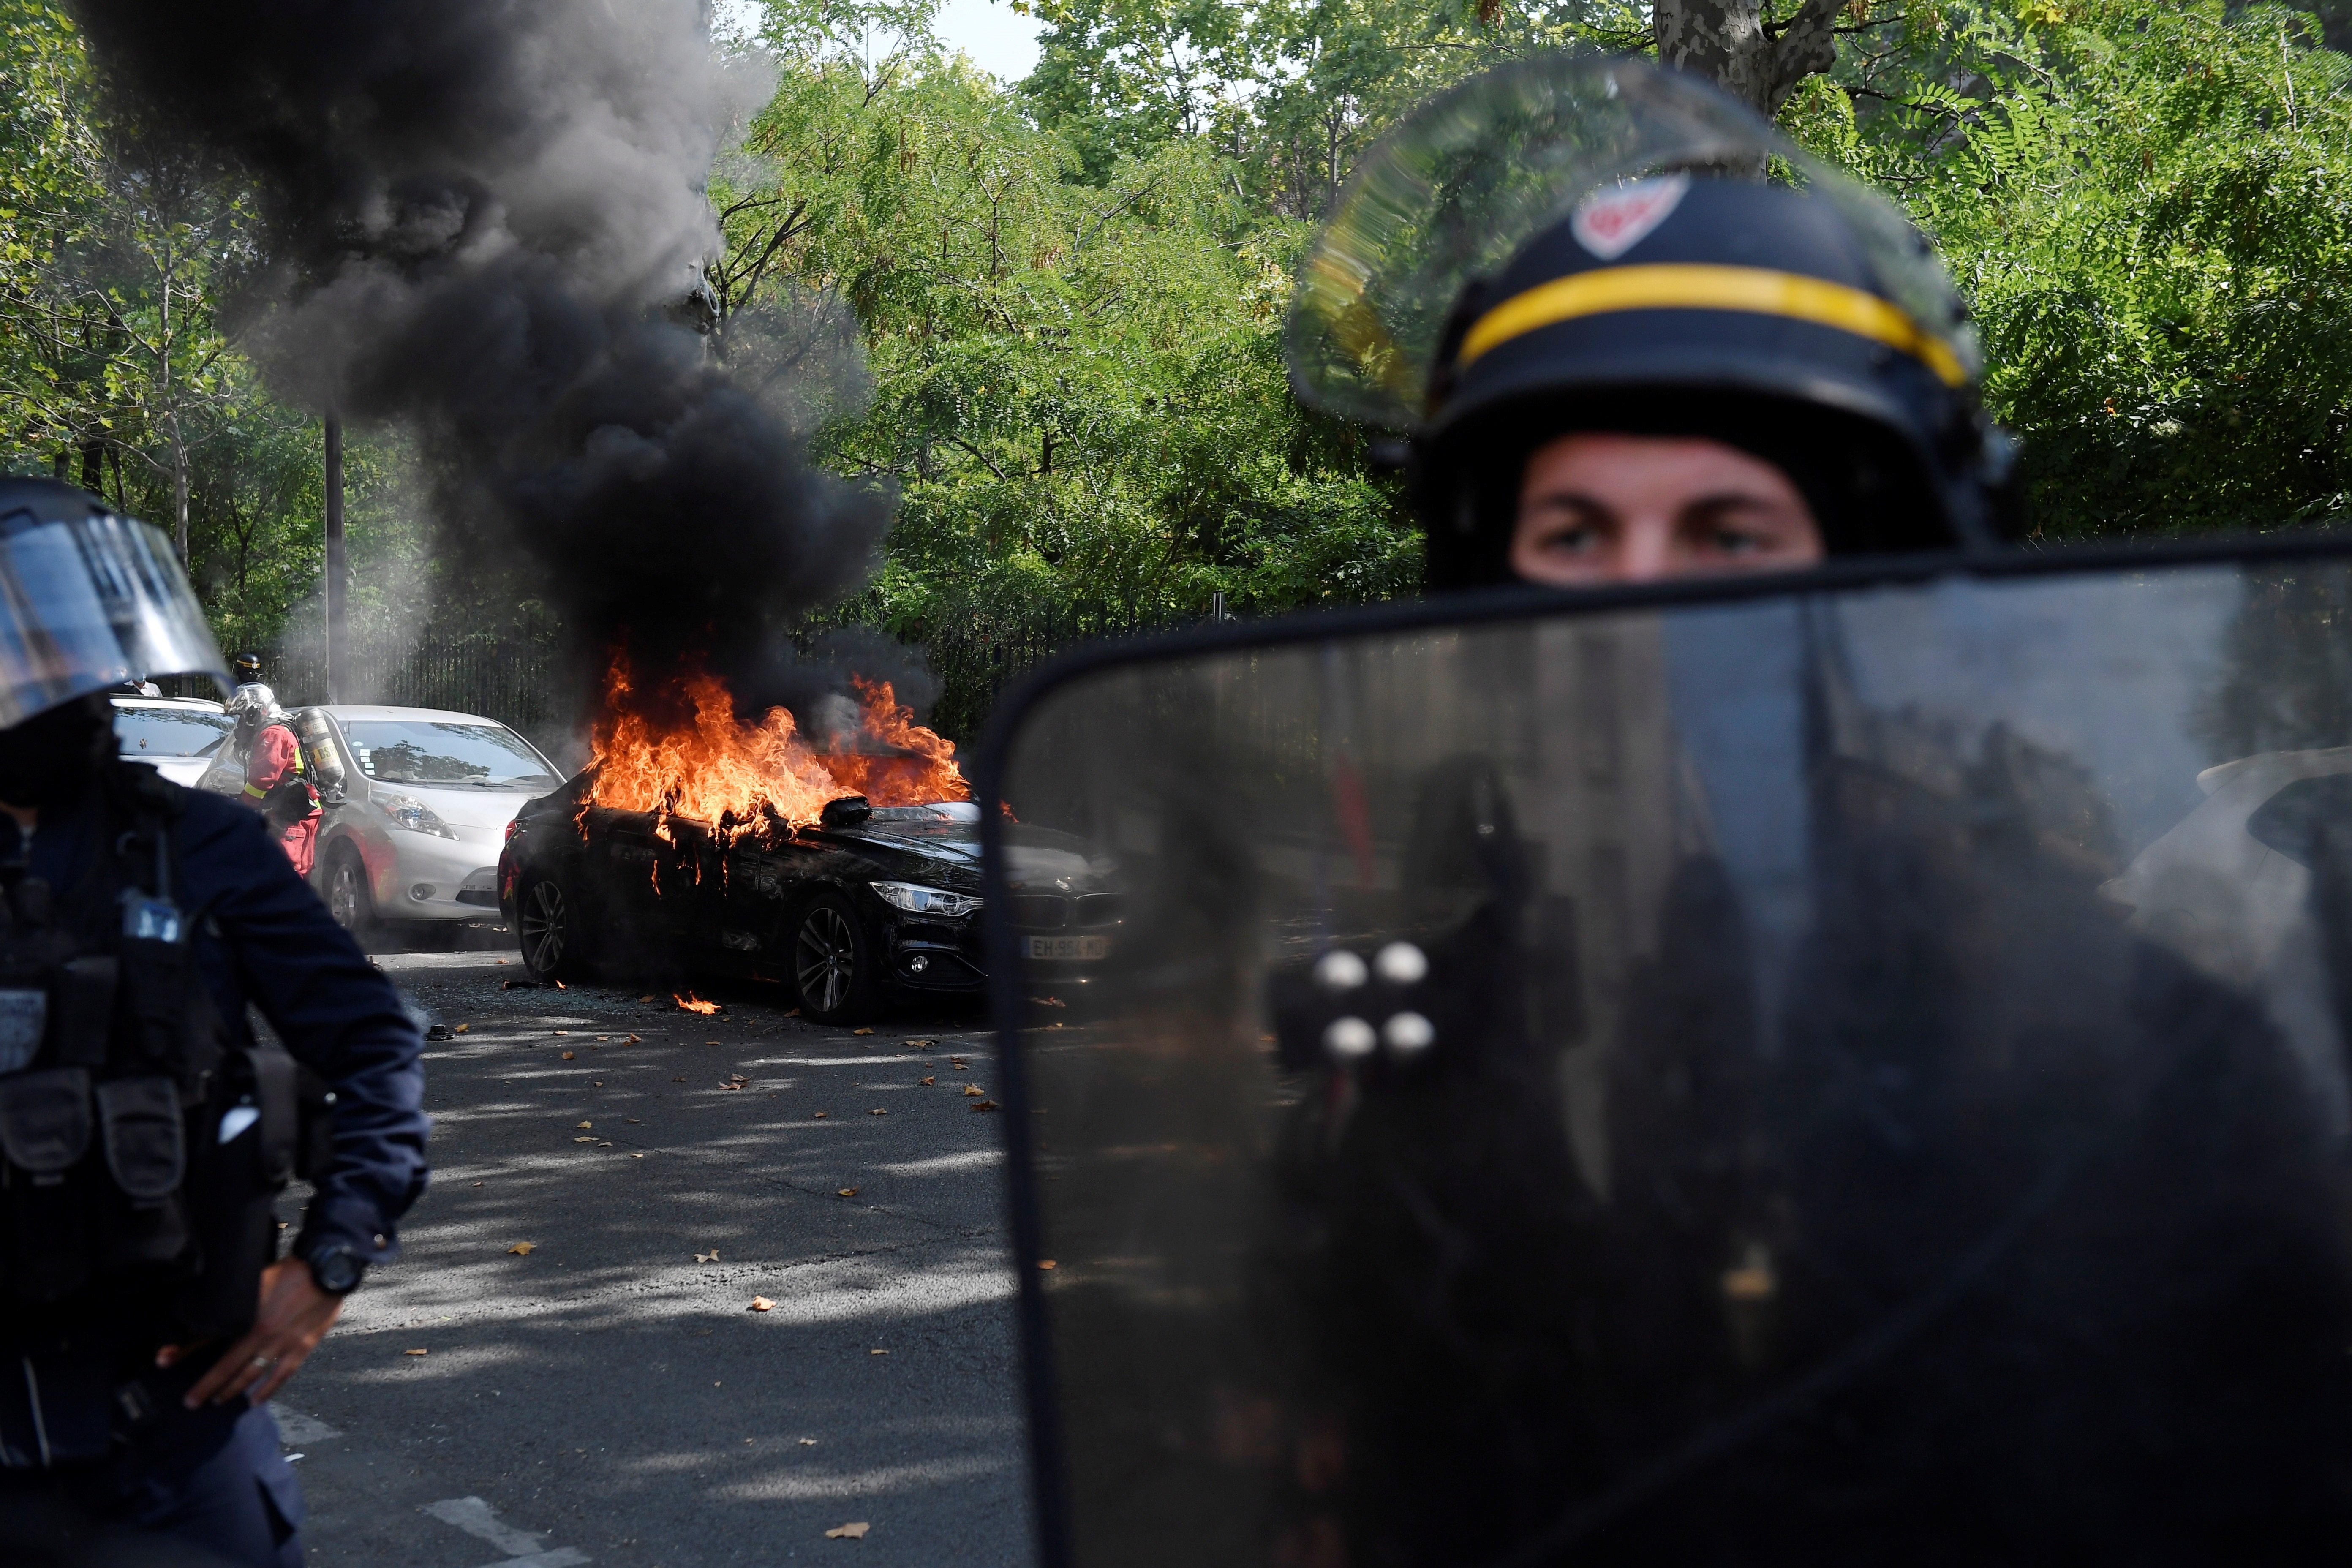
[{"x1": 1025, "y1": 934, "x2": 1109, "y2": 961}]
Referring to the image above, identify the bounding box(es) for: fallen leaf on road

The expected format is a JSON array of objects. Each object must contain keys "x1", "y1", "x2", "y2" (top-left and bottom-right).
[
  {"x1": 963, "y1": 1084, "x2": 985, "y2": 1097},
  {"x1": 705, "y1": 1040, "x2": 721, "y2": 1046},
  {"x1": 783, "y1": 1008, "x2": 800, "y2": 1017},
  {"x1": 852, "y1": 1028, "x2": 874, "y2": 1036},
  {"x1": 972, "y1": 1100, "x2": 999, "y2": 1112},
  {"x1": 508, "y1": 1242, "x2": 535, "y2": 1255},
  {"x1": 627, "y1": 1117, "x2": 642, "y2": 1124},
  {"x1": 1038, "y1": 1260, "x2": 1056, "y2": 1269},
  {"x1": 868, "y1": 1108, "x2": 886, "y2": 1116},
  {"x1": 825, "y1": 1522, "x2": 870, "y2": 1540},
  {"x1": 868, "y1": 1349, "x2": 887, "y2": 1356},
  {"x1": 837, "y1": 1188, "x2": 858, "y2": 1197},
  {"x1": 560, "y1": 1051, "x2": 576, "y2": 1061},
  {"x1": 554, "y1": 1030, "x2": 569, "y2": 1036},
  {"x1": 454, "y1": 1024, "x2": 470, "y2": 1034},
  {"x1": 627, "y1": 1034, "x2": 641, "y2": 1043},
  {"x1": 800, "y1": 1437, "x2": 818, "y2": 1446},
  {"x1": 906, "y1": 1038, "x2": 936, "y2": 1048},
  {"x1": 950, "y1": 1058, "x2": 968, "y2": 1069},
  {"x1": 1036, "y1": 996, "x2": 1066, "y2": 1007},
  {"x1": 696, "y1": 1250, "x2": 719, "y2": 1263},
  {"x1": 593, "y1": 1080, "x2": 603, "y2": 1087},
  {"x1": 574, "y1": 1137, "x2": 597, "y2": 1144},
  {"x1": 498, "y1": 959, "x2": 508, "y2": 965},
  {"x1": 405, "y1": 1348, "x2": 427, "y2": 1356},
  {"x1": 640, "y1": 994, "x2": 656, "y2": 1002},
  {"x1": 577, "y1": 1121, "x2": 593, "y2": 1129},
  {"x1": 813, "y1": 1111, "x2": 827, "y2": 1119},
  {"x1": 555, "y1": 981, "x2": 567, "y2": 989},
  {"x1": 750, "y1": 1296, "x2": 774, "y2": 1312},
  {"x1": 919, "y1": 1076, "x2": 935, "y2": 1086}
]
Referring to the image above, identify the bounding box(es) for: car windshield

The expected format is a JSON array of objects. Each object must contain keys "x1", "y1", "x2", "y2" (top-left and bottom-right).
[
  {"x1": 114, "y1": 705, "x2": 232, "y2": 758},
  {"x1": 343, "y1": 720, "x2": 558, "y2": 788}
]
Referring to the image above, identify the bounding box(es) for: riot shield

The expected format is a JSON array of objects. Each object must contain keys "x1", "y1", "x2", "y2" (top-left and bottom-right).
[{"x1": 980, "y1": 546, "x2": 2352, "y2": 1567}]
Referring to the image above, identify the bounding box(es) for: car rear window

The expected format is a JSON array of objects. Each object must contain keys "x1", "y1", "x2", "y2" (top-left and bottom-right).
[
  {"x1": 114, "y1": 706, "x2": 232, "y2": 757},
  {"x1": 343, "y1": 721, "x2": 558, "y2": 788}
]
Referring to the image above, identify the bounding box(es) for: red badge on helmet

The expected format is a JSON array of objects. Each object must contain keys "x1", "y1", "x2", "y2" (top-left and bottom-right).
[{"x1": 1570, "y1": 174, "x2": 1690, "y2": 262}]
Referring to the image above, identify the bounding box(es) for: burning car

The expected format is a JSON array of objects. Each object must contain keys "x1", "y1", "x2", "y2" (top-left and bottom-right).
[{"x1": 496, "y1": 670, "x2": 1119, "y2": 1022}]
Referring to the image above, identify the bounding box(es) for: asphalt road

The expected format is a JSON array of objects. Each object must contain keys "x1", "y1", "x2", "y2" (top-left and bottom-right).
[{"x1": 270, "y1": 944, "x2": 1035, "y2": 1568}]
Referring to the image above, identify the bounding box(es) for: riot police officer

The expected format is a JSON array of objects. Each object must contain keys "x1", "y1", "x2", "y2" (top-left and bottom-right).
[
  {"x1": 0, "y1": 479, "x2": 427, "y2": 1565},
  {"x1": 1285, "y1": 54, "x2": 2016, "y2": 588}
]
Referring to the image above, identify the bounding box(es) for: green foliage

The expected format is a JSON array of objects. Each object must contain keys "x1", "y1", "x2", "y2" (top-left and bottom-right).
[
  {"x1": 1794, "y1": 0, "x2": 2352, "y2": 538},
  {"x1": 0, "y1": 0, "x2": 420, "y2": 657},
  {"x1": 740, "y1": 0, "x2": 1418, "y2": 657}
]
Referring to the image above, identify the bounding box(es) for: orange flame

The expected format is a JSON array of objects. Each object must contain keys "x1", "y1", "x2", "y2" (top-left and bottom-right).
[
  {"x1": 586, "y1": 655, "x2": 969, "y2": 834},
  {"x1": 674, "y1": 993, "x2": 720, "y2": 1015}
]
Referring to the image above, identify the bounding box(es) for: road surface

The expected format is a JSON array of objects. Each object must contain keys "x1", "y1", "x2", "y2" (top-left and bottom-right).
[{"x1": 274, "y1": 947, "x2": 1035, "y2": 1568}]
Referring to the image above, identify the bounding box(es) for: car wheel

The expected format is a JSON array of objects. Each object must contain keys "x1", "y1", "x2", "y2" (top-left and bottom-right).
[
  {"x1": 792, "y1": 890, "x2": 883, "y2": 1024},
  {"x1": 324, "y1": 846, "x2": 375, "y2": 943},
  {"x1": 518, "y1": 875, "x2": 596, "y2": 983}
]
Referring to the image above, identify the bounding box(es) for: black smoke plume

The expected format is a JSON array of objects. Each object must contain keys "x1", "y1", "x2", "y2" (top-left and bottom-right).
[{"x1": 67, "y1": 0, "x2": 888, "y2": 726}]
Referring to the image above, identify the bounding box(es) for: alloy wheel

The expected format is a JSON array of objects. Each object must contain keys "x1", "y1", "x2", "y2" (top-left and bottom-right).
[
  {"x1": 796, "y1": 905, "x2": 856, "y2": 1015},
  {"x1": 521, "y1": 880, "x2": 568, "y2": 976},
  {"x1": 328, "y1": 858, "x2": 363, "y2": 929}
]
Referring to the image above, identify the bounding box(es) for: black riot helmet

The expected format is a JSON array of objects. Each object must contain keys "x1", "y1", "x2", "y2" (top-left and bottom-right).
[
  {"x1": 232, "y1": 650, "x2": 263, "y2": 683},
  {"x1": 0, "y1": 478, "x2": 228, "y2": 730},
  {"x1": 1287, "y1": 55, "x2": 2019, "y2": 589}
]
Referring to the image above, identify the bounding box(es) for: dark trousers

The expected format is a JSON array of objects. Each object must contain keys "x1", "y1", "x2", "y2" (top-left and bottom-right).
[{"x1": 0, "y1": 1361, "x2": 303, "y2": 1568}]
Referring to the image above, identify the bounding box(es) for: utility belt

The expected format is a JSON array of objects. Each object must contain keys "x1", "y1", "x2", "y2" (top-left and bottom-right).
[{"x1": 0, "y1": 766, "x2": 323, "y2": 1466}]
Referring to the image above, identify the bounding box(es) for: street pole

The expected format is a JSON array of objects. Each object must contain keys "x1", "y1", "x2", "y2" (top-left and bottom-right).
[{"x1": 324, "y1": 416, "x2": 346, "y2": 704}]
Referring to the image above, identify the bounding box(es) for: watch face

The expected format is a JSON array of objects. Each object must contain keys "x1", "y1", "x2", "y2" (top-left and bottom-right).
[{"x1": 312, "y1": 1249, "x2": 361, "y2": 1293}]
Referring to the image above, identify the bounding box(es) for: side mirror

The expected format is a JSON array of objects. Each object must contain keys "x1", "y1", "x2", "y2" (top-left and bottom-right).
[{"x1": 820, "y1": 795, "x2": 871, "y2": 830}]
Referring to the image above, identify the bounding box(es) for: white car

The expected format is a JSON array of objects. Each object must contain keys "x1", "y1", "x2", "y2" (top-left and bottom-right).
[
  {"x1": 111, "y1": 695, "x2": 233, "y2": 787},
  {"x1": 302, "y1": 705, "x2": 564, "y2": 932}
]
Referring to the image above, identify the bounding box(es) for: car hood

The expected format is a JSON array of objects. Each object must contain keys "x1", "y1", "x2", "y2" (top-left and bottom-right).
[
  {"x1": 820, "y1": 820, "x2": 1113, "y2": 890},
  {"x1": 364, "y1": 781, "x2": 545, "y2": 830}
]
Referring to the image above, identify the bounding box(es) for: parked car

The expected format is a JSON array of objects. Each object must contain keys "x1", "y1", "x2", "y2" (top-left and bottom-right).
[
  {"x1": 498, "y1": 785, "x2": 1121, "y2": 1024},
  {"x1": 301, "y1": 705, "x2": 564, "y2": 934},
  {"x1": 110, "y1": 694, "x2": 232, "y2": 787}
]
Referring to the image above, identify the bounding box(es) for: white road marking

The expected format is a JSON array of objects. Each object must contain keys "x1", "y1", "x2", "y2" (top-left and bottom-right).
[
  {"x1": 268, "y1": 1405, "x2": 340, "y2": 1445},
  {"x1": 424, "y1": 1495, "x2": 591, "y2": 1565}
]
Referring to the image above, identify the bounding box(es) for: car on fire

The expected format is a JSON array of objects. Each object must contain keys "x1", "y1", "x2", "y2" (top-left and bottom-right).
[{"x1": 496, "y1": 783, "x2": 1122, "y2": 1024}]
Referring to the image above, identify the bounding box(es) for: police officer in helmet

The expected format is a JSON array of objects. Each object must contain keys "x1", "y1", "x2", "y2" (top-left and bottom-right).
[
  {"x1": 1288, "y1": 54, "x2": 2016, "y2": 589},
  {"x1": 0, "y1": 479, "x2": 427, "y2": 1565}
]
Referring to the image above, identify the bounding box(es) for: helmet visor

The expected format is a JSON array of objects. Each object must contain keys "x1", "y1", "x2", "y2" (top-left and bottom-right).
[
  {"x1": 1285, "y1": 53, "x2": 1980, "y2": 430},
  {"x1": 0, "y1": 502, "x2": 228, "y2": 729}
]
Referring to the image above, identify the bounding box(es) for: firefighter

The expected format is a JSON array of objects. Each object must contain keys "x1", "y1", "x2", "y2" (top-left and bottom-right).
[
  {"x1": 0, "y1": 478, "x2": 427, "y2": 1566},
  {"x1": 222, "y1": 687, "x2": 321, "y2": 878},
  {"x1": 1286, "y1": 55, "x2": 2016, "y2": 588},
  {"x1": 230, "y1": 653, "x2": 262, "y2": 687}
]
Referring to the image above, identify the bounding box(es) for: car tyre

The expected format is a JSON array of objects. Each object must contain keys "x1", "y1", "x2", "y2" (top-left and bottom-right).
[
  {"x1": 518, "y1": 875, "x2": 597, "y2": 983},
  {"x1": 791, "y1": 890, "x2": 883, "y2": 1025},
  {"x1": 323, "y1": 845, "x2": 376, "y2": 947}
]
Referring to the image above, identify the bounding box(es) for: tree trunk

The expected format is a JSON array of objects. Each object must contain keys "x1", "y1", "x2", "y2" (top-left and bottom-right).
[
  {"x1": 1652, "y1": 0, "x2": 1846, "y2": 116},
  {"x1": 172, "y1": 426, "x2": 189, "y2": 561}
]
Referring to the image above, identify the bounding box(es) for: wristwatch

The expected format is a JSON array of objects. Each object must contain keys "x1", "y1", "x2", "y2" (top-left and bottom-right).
[{"x1": 304, "y1": 1243, "x2": 367, "y2": 1296}]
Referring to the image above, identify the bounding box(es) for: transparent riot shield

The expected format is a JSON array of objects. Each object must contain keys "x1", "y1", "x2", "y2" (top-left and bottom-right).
[{"x1": 981, "y1": 547, "x2": 2352, "y2": 1567}]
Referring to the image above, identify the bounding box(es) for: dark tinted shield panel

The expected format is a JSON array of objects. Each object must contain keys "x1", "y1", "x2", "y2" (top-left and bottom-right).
[{"x1": 990, "y1": 556, "x2": 2352, "y2": 1567}]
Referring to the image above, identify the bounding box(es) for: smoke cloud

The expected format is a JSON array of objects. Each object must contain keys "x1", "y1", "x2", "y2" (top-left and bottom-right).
[{"x1": 68, "y1": 0, "x2": 887, "y2": 724}]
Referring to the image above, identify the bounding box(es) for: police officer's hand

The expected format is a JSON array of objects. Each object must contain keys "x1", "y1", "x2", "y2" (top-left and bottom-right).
[{"x1": 158, "y1": 1258, "x2": 345, "y2": 1409}]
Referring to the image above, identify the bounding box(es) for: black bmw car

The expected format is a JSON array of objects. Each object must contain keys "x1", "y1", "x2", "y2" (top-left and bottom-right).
[{"x1": 496, "y1": 782, "x2": 1120, "y2": 1023}]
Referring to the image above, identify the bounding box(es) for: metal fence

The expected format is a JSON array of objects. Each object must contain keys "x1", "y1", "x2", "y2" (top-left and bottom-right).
[{"x1": 191, "y1": 604, "x2": 1202, "y2": 754}]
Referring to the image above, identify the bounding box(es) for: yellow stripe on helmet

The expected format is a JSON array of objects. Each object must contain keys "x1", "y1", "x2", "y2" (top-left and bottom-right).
[{"x1": 1456, "y1": 263, "x2": 1969, "y2": 388}]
